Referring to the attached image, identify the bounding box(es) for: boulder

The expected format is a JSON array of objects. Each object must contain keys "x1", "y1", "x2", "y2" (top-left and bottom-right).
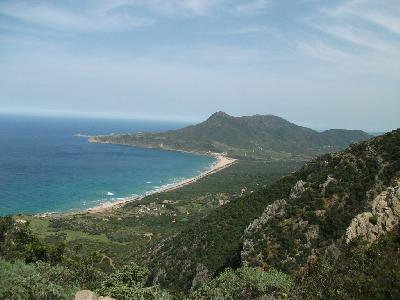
[
  {"x1": 74, "y1": 290, "x2": 115, "y2": 300},
  {"x1": 74, "y1": 290, "x2": 98, "y2": 300}
]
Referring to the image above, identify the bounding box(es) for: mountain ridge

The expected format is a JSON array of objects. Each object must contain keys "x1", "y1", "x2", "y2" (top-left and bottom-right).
[{"x1": 90, "y1": 111, "x2": 371, "y2": 160}]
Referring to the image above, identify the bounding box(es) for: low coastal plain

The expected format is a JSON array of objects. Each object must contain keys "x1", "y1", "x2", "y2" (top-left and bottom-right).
[
  {"x1": 77, "y1": 152, "x2": 236, "y2": 215},
  {"x1": 35, "y1": 152, "x2": 236, "y2": 217}
]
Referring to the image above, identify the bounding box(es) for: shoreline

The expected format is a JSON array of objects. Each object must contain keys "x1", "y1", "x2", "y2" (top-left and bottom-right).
[{"x1": 37, "y1": 152, "x2": 237, "y2": 217}]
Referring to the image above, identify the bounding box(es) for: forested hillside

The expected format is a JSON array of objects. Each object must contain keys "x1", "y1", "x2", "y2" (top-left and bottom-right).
[{"x1": 143, "y1": 129, "x2": 400, "y2": 291}]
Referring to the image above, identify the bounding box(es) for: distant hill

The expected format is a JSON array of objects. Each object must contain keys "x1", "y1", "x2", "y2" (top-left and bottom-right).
[
  {"x1": 141, "y1": 129, "x2": 400, "y2": 290},
  {"x1": 89, "y1": 112, "x2": 371, "y2": 160}
]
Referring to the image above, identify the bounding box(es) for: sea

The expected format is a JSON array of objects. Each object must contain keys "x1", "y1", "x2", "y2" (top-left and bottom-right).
[{"x1": 0, "y1": 114, "x2": 215, "y2": 215}]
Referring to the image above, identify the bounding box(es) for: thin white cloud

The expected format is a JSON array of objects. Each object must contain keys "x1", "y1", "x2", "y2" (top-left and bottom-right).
[
  {"x1": 0, "y1": 0, "x2": 231, "y2": 32},
  {"x1": 311, "y1": 24, "x2": 399, "y2": 53},
  {"x1": 329, "y1": 0, "x2": 400, "y2": 35},
  {"x1": 297, "y1": 40, "x2": 352, "y2": 63},
  {"x1": 142, "y1": 0, "x2": 223, "y2": 16},
  {"x1": 0, "y1": 1, "x2": 153, "y2": 32},
  {"x1": 215, "y1": 25, "x2": 269, "y2": 35},
  {"x1": 233, "y1": 0, "x2": 269, "y2": 14},
  {"x1": 144, "y1": 0, "x2": 270, "y2": 17},
  {"x1": 360, "y1": 11, "x2": 400, "y2": 35},
  {"x1": 298, "y1": 0, "x2": 400, "y2": 66}
]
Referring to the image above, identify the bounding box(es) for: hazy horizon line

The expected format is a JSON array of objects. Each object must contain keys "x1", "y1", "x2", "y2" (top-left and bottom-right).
[{"x1": 0, "y1": 107, "x2": 394, "y2": 134}]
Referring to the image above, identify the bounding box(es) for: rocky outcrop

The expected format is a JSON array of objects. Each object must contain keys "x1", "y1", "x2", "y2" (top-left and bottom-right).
[
  {"x1": 190, "y1": 263, "x2": 210, "y2": 292},
  {"x1": 147, "y1": 267, "x2": 166, "y2": 286},
  {"x1": 346, "y1": 179, "x2": 400, "y2": 243},
  {"x1": 289, "y1": 180, "x2": 306, "y2": 200},
  {"x1": 241, "y1": 199, "x2": 287, "y2": 266},
  {"x1": 320, "y1": 175, "x2": 336, "y2": 196}
]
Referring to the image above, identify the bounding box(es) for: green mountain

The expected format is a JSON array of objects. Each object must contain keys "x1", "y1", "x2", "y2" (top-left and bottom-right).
[
  {"x1": 142, "y1": 129, "x2": 400, "y2": 290},
  {"x1": 90, "y1": 112, "x2": 371, "y2": 160}
]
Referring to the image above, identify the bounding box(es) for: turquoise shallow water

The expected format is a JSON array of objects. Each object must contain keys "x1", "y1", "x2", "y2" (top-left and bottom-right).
[{"x1": 0, "y1": 115, "x2": 215, "y2": 215}]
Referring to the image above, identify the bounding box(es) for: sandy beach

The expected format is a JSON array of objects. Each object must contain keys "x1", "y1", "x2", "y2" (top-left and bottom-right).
[
  {"x1": 46, "y1": 153, "x2": 237, "y2": 216},
  {"x1": 156, "y1": 153, "x2": 237, "y2": 194}
]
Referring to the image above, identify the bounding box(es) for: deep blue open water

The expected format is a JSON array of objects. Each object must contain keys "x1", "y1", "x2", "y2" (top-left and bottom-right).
[{"x1": 0, "y1": 115, "x2": 215, "y2": 215}]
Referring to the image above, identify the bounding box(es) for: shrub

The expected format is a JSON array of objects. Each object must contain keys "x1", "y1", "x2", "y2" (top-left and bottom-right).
[
  {"x1": 369, "y1": 215, "x2": 378, "y2": 226},
  {"x1": 0, "y1": 258, "x2": 78, "y2": 300},
  {"x1": 97, "y1": 262, "x2": 172, "y2": 300},
  {"x1": 0, "y1": 216, "x2": 65, "y2": 264},
  {"x1": 190, "y1": 267, "x2": 292, "y2": 300}
]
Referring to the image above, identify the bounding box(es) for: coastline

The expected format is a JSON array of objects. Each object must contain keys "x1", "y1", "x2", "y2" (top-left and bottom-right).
[{"x1": 37, "y1": 152, "x2": 237, "y2": 217}]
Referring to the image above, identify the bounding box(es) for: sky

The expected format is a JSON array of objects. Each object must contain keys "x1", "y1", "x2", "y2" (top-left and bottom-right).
[{"x1": 0, "y1": 0, "x2": 399, "y2": 131}]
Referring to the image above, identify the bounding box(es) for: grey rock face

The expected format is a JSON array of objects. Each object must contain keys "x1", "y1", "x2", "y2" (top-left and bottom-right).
[
  {"x1": 320, "y1": 175, "x2": 336, "y2": 196},
  {"x1": 289, "y1": 180, "x2": 306, "y2": 200},
  {"x1": 241, "y1": 199, "x2": 287, "y2": 266},
  {"x1": 346, "y1": 179, "x2": 400, "y2": 243},
  {"x1": 190, "y1": 263, "x2": 210, "y2": 292}
]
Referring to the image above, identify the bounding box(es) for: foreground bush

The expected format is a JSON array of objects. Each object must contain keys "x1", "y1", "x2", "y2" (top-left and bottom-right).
[
  {"x1": 0, "y1": 258, "x2": 78, "y2": 300},
  {"x1": 0, "y1": 216, "x2": 64, "y2": 264},
  {"x1": 97, "y1": 262, "x2": 172, "y2": 300},
  {"x1": 190, "y1": 267, "x2": 292, "y2": 300}
]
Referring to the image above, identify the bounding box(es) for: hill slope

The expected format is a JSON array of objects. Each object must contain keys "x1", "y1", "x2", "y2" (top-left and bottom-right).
[
  {"x1": 141, "y1": 129, "x2": 400, "y2": 290},
  {"x1": 90, "y1": 112, "x2": 371, "y2": 160}
]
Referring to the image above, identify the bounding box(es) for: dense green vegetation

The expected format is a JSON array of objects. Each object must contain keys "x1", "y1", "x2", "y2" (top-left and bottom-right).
[
  {"x1": 2, "y1": 215, "x2": 400, "y2": 299},
  {"x1": 144, "y1": 175, "x2": 299, "y2": 290},
  {"x1": 97, "y1": 263, "x2": 172, "y2": 300},
  {"x1": 91, "y1": 111, "x2": 371, "y2": 160},
  {"x1": 0, "y1": 214, "x2": 294, "y2": 299},
  {"x1": 143, "y1": 129, "x2": 400, "y2": 290},
  {"x1": 0, "y1": 258, "x2": 78, "y2": 300},
  {"x1": 0, "y1": 216, "x2": 64, "y2": 265},
  {"x1": 0, "y1": 217, "x2": 86, "y2": 299},
  {"x1": 296, "y1": 226, "x2": 400, "y2": 299},
  {"x1": 269, "y1": 128, "x2": 400, "y2": 272},
  {"x1": 190, "y1": 267, "x2": 292, "y2": 300},
  {"x1": 0, "y1": 217, "x2": 172, "y2": 299}
]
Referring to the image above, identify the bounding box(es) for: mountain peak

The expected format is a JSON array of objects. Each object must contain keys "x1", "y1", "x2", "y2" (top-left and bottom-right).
[{"x1": 207, "y1": 111, "x2": 232, "y2": 121}]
